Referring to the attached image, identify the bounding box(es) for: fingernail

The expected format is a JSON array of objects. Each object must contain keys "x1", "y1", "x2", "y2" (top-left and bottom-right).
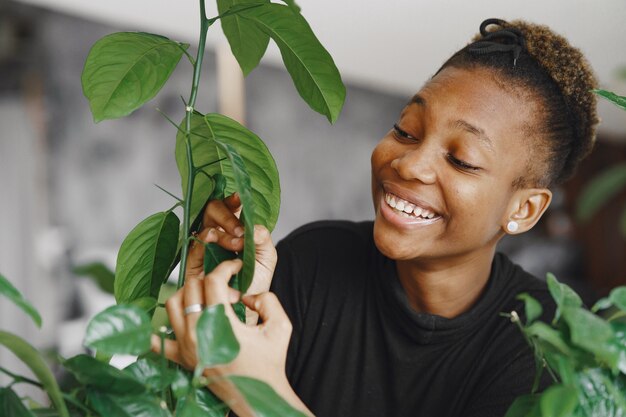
[
  {"x1": 206, "y1": 228, "x2": 216, "y2": 240},
  {"x1": 234, "y1": 227, "x2": 244, "y2": 237},
  {"x1": 231, "y1": 237, "x2": 242, "y2": 246}
]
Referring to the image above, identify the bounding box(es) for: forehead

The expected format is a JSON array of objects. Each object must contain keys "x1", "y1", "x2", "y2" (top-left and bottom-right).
[{"x1": 403, "y1": 66, "x2": 539, "y2": 149}]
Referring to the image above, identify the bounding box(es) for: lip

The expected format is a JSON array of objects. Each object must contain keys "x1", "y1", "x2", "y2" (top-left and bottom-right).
[{"x1": 378, "y1": 183, "x2": 444, "y2": 229}]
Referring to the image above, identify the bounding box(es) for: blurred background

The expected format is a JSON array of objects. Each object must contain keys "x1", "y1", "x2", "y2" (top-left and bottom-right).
[{"x1": 1, "y1": 0, "x2": 626, "y2": 396}]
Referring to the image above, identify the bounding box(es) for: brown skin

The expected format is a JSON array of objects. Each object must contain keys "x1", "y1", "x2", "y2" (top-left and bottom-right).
[{"x1": 371, "y1": 66, "x2": 552, "y2": 318}]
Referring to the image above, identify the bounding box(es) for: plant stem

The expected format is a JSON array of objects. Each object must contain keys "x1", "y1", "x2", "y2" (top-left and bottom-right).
[
  {"x1": 0, "y1": 366, "x2": 43, "y2": 388},
  {"x1": 179, "y1": 0, "x2": 211, "y2": 289},
  {"x1": 607, "y1": 310, "x2": 626, "y2": 322},
  {"x1": 62, "y1": 393, "x2": 93, "y2": 415}
]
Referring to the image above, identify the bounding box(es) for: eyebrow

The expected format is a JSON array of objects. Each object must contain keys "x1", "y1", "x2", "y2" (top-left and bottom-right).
[{"x1": 452, "y1": 120, "x2": 495, "y2": 153}]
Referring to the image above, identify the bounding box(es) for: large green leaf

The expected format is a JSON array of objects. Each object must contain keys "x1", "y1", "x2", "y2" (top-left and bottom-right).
[
  {"x1": 229, "y1": 376, "x2": 309, "y2": 417},
  {"x1": 576, "y1": 163, "x2": 626, "y2": 222},
  {"x1": 83, "y1": 305, "x2": 152, "y2": 355},
  {"x1": 115, "y1": 211, "x2": 180, "y2": 304},
  {"x1": 196, "y1": 304, "x2": 240, "y2": 369},
  {"x1": 123, "y1": 357, "x2": 176, "y2": 393},
  {"x1": 82, "y1": 32, "x2": 188, "y2": 122},
  {"x1": 546, "y1": 273, "x2": 582, "y2": 323},
  {"x1": 87, "y1": 391, "x2": 170, "y2": 417},
  {"x1": 0, "y1": 331, "x2": 69, "y2": 417},
  {"x1": 595, "y1": 89, "x2": 626, "y2": 111},
  {"x1": 0, "y1": 387, "x2": 37, "y2": 417},
  {"x1": 175, "y1": 112, "x2": 280, "y2": 232},
  {"x1": 539, "y1": 385, "x2": 578, "y2": 417},
  {"x1": 240, "y1": 3, "x2": 345, "y2": 123},
  {"x1": 0, "y1": 272, "x2": 41, "y2": 327},
  {"x1": 64, "y1": 354, "x2": 145, "y2": 395},
  {"x1": 524, "y1": 321, "x2": 573, "y2": 356},
  {"x1": 176, "y1": 389, "x2": 225, "y2": 417},
  {"x1": 73, "y1": 262, "x2": 115, "y2": 294},
  {"x1": 211, "y1": 140, "x2": 256, "y2": 292},
  {"x1": 218, "y1": 0, "x2": 270, "y2": 76}
]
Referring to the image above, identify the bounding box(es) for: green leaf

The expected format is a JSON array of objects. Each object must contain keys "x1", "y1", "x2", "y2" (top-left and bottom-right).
[
  {"x1": 562, "y1": 307, "x2": 620, "y2": 369},
  {"x1": 130, "y1": 297, "x2": 159, "y2": 313},
  {"x1": 73, "y1": 262, "x2": 115, "y2": 294},
  {"x1": 546, "y1": 273, "x2": 582, "y2": 323},
  {"x1": 524, "y1": 322, "x2": 573, "y2": 356},
  {"x1": 592, "y1": 297, "x2": 612, "y2": 313},
  {"x1": 123, "y1": 357, "x2": 176, "y2": 392},
  {"x1": 196, "y1": 304, "x2": 240, "y2": 369},
  {"x1": 240, "y1": 3, "x2": 345, "y2": 123},
  {"x1": 171, "y1": 369, "x2": 192, "y2": 399},
  {"x1": 229, "y1": 376, "x2": 309, "y2": 417},
  {"x1": 595, "y1": 89, "x2": 626, "y2": 111},
  {"x1": 176, "y1": 112, "x2": 280, "y2": 232},
  {"x1": 64, "y1": 354, "x2": 146, "y2": 395},
  {"x1": 218, "y1": 0, "x2": 270, "y2": 76},
  {"x1": 210, "y1": 140, "x2": 256, "y2": 292},
  {"x1": 610, "y1": 287, "x2": 626, "y2": 311},
  {"x1": 0, "y1": 387, "x2": 37, "y2": 417},
  {"x1": 0, "y1": 272, "x2": 41, "y2": 327},
  {"x1": 503, "y1": 394, "x2": 541, "y2": 417},
  {"x1": 0, "y1": 331, "x2": 69, "y2": 417},
  {"x1": 516, "y1": 293, "x2": 543, "y2": 324},
  {"x1": 83, "y1": 305, "x2": 152, "y2": 356},
  {"x1": 115, "y1": 211, "x2": 180, "y2": 304},
  {"x1": 87, "y1": 391, "x2": 170, "y2": 417},
  {"x1": 203, "y1": 243, "x2": 237, "y2": 276},
  {"x1": 177, "y1": 389, "x2": 226, "y2": 417},
  {"x1": 576, "y1": 163, "x2": 626, "y2": 222},
  {"x1": 539, "y1": 385, "x2": 578, "y2": 417},
  {"x1": 209, "y1": 173, "x2": 227, "y2": 200},
  {"x1": 82, "y1": 32, "x2": 188, "y2": 122}
]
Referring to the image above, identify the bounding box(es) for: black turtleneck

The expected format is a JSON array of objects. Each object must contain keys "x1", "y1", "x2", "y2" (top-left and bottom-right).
[{"x1": 270, "y1": 220, "x2": 555, "y2": 417}]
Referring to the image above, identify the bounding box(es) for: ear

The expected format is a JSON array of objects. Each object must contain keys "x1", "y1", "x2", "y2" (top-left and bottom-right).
[{"x1": 503, "y1": 188, "x2": 552, "y2": 235}]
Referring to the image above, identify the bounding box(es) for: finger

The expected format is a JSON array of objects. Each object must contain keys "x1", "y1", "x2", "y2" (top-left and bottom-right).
[
  {"x1": 183, "y1": 276, "x2": 205, "y2": 333},
  {"x1": 214, "y1": 228, "x2": 244, "y2": 252},
  {"x1": 203, "y1": 200, "x2": 244, "y2": 237},
  {"x1": 241, "y1": 292, "x2": 290, "y2": 327},
  {"x1": 151, "y1": 334, "x2": 180, "y2": 362},
  {"x1": 254, "y1": 225, "x2": 277, "y2": 272},
  {"x1": 165, "y1": 288, "x2": 186, "y2": 338},
  {"x1": 224, "y1": 192, "x2": 242, "y2": 213},
  {"x1": 204, "y1": 259, "x2": 243, "y2": 307},
  {"x1": 186, "y1": 228, "x2": 219, "y2": 276}
]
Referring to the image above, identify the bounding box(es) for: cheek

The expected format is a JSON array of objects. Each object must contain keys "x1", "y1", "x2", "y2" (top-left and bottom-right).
[{"x1": 446, "y1": 178, "x2": 509, "y2": 233}]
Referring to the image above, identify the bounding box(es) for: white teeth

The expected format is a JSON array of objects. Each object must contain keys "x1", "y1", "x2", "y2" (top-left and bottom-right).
[{"x1": 385, "y1": 192, "x2": 439, "y2": 220}]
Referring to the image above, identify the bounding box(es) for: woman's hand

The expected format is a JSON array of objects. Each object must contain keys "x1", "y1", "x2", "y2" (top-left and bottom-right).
[
  {"x1": 152, "y1": 259, "x2": 312, "y2": 416},
  {"x1": 185, "y1": 193, "x2": 277, "y2": 323}
]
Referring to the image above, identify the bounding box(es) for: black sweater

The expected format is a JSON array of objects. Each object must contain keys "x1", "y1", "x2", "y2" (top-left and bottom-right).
[{"x1": 270, "y1": 220, "x2": 555, "y2": 417}]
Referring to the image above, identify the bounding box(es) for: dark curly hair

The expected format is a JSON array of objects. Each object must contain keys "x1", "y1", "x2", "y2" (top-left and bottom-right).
[{"x1": 437, "y1": 19, "x2": 599, "y2": 187}]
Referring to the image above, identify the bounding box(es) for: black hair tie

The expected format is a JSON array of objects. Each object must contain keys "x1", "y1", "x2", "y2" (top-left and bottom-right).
[{"x1": 468, "y1": 18, "x2": 526, "y2": 66}]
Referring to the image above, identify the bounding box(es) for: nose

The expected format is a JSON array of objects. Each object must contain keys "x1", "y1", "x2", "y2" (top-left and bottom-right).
[{"x1": 391, "y1": 147, "x2": 437, "y2": 184}]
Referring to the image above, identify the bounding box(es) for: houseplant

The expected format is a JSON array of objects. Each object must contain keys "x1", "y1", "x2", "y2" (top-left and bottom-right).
[{"x1": 0, "y1": 0, "x2": 345, "y2": 415}]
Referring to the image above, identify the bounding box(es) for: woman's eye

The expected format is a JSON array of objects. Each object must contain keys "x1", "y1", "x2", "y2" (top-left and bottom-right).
[
  {"x1": 393, "y1": 124, "x2": 418, "y2": 142},
  {"x1": 447, "y1": 153, "x2": 480, "y2": 171}
]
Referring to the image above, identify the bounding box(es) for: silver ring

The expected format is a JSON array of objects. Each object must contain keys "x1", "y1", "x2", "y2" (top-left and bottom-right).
[{"x1": 183, "y1": 304, "x2": 204, "y2": 316}]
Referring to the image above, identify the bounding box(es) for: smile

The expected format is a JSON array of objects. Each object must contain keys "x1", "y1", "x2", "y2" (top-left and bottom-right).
[{"x1": 381, "y1": 191, "x2": 443, "y2": 225}]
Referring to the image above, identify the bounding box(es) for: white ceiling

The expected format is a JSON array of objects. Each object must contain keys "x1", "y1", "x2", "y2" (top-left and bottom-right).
[{"x1": 16, "y1": 0, "x2": 626, "y2": 135}]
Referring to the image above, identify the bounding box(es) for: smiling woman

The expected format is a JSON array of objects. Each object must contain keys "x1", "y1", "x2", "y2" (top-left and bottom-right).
[{"x1": 160, "y1": 18, "x2": 599, "y2": 417}]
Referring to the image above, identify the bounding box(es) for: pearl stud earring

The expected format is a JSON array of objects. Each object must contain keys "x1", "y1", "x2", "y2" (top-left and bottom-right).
[{"x1": 506, "y1": 221, "x2": 519, "y2": 233}]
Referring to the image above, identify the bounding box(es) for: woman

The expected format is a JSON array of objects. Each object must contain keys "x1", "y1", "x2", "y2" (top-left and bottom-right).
[{"x1": 153, "y1": 18, "x2": 598, "y2": 417}]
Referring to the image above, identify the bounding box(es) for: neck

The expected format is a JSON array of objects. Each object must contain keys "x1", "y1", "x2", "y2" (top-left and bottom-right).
[{"x1": 396, "y1": 246, "x2": 496, "y2": 319}]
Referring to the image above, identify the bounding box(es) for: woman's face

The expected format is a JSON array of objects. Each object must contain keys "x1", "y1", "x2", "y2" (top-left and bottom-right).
[{"x1": 371, "y1": 66, "x2": 540, "y2": 262}]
